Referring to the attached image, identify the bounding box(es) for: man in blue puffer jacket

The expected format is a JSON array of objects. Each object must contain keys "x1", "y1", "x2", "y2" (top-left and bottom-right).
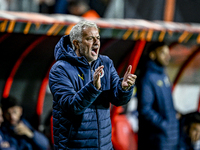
[
  {"x1": 49, "y1": 21, "x2": 137, "y2": 150},
  {"x1": 137, "y1": 42, "x2": 179, "y2": 150}
]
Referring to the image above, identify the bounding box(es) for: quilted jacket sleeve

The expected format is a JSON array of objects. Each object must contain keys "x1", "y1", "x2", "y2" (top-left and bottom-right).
[
  {"x1": 22, "y1": 119, "x2": 50, "y2": 150},
  {"x1": 108, "y1": 59, "x2": 134, "y2": 106},
  {"x1": 49, "y1": 63, "x2": 102, "y2": 115}
]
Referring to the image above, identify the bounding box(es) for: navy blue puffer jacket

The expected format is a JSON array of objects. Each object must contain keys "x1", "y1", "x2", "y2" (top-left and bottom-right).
[
  {"x1": 49, "y1": 35, "x2": 134, "y2": 150},
  {"x1": 137, "y1": 60, "x2": 179, "y2": 150}
]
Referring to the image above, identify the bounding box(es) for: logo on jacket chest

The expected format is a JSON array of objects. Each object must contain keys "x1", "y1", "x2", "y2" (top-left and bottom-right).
[
  {"x1": 157, "y1": 80, "x2": 163, "y2": 87},
  {"x1": 78, "y1": 74, "x2": 84, "y2": 80},
  {"x1": 100, "y1": 69, "x2": 104, "y2": 78},
  {"x1": 164, "y1": 76, "x2": 170, "y2": 87},
  {"x1": 78, "y1": 68, "x2": 104, "y2": 81},
  {"x1": 156, "y1": 76, "x2": 170, "y2": 87}
]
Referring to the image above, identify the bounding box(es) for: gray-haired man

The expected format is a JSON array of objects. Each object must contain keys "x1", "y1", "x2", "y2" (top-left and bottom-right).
[{"x1": 49, "y1": 21, "x2": 137, "y2": 149}]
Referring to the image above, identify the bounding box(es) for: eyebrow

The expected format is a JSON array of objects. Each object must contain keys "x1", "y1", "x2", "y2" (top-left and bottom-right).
[{"x1": 86, "y1": 35, "x2": 100, "y2": 38}]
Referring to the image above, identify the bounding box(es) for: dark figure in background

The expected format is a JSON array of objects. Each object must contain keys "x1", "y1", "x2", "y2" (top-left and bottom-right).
[
  {"x1": 49, "y1": 20, "x2": 137, "y2": 149},
  {"x1": 137, "y1": 42, "x2": 179, "y2": 150},
  {"x1": 1, "y1": 96, "x2": 50, "y2": 150},
  {"x1": 54, "y1": 0, "x2": 68, "y2": 14},
  {"x1": 68, "y1": 0, "x2": 100, "y2": 19},
  {"x1": 38, "y1": 0, "x2": 56, "y2": 14},
  {"x1": 0, "y1": 105, "x2": 18, "y2": 150},
  {"x1": 53, "y1": 0, "x2": 108, "y2": 17},
  {"x1": 88, "y1": 0, "x2": 110, "y2": 17},
  {"x1": 179, "y1": 112, "x2": 200, "y2": 150}
]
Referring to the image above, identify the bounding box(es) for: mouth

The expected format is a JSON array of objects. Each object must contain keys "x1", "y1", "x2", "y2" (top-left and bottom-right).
[{"x1": 91, "y1": 48, "x2": 98, "y2": 55}]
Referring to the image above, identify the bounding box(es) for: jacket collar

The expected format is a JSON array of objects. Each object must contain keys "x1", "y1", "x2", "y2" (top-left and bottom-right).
[{"x1": 147, "y1": 59, "x2": 165, "y2": 74}]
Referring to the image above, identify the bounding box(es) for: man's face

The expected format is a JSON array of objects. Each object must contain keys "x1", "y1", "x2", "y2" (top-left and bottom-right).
[
  {"x1": 79, "y1": 26, "x2": 100, "y2": 63},
  {"x1": 189, "y1": 123, "x2": 200, "y2": 143},
  {"x1": 155, "y1": 45, "x2": 171, "y2": 66},
  {"x1": 4, "y1": 106, "x2": 22, "y2": 126},
  {"x1": 0, "y1": 108, "x2": 4, "y2": 126}
]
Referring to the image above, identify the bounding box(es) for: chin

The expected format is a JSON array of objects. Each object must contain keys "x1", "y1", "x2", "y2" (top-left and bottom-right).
[
  {"x1": 92, "y1": 57, "x2": 98, "y2": 61},
  {"x1": 164, "y1": 62, "x2": 169, "y2": 66},
  {"x1": 11, "y1": 122, "x2": 17, "y2": 126}
]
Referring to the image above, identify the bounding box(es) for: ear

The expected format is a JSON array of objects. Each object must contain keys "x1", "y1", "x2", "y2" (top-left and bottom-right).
[
  {"x1": 149, "y1": 51, "x2": 156, "y2": 60},
  {"x1": 73, "y1": 40, "x2": 79, "y2": 50}
]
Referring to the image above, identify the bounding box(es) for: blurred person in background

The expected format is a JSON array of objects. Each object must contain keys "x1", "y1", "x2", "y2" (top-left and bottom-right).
[
  {"x1": 88, "y1": 0, "x2": 110, "y2": 17},
  {"x1": 1, "y1": 96, "x2": 50, "y2": 150},
  {"x1": 53, "y1": 0, "x2": 108, "y2": 17},
  {"x1": 179, "y1": 112, "x2": 200, "y2": 150},
  {"x1": 0, "y1": 0, "x2": 8, "y2": 10},
  {"x1": 68, "y1": 0, "x2": 100, "y2": 19},
  {"x1": 54, "y1": 0, "x2": 68, "y2": 14},
  {"x1": 5, "y1": 0, "x2": 39, "y2": 12},
  {"x1": 0, "y1": 105, "x2": 18, "y2": 150},
  {"x1": 37, "y1": 0, "x2": 55, "y2": 14},
  {"x1": 103, "y1": 0, "x2": 124, "y2": 18},
  {"x1": 136, "y1": 42, "x2": 179, "y2": 150}
]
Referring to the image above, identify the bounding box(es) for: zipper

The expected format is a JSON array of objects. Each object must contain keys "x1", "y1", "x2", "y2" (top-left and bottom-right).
[
  {"x1": 95, "y1": 105, "x2": 100, "y2": 150},
  {"x1": 91, "y1": 68, "x2": 93, "y2": 80},
  {"x1": 90, "y1": 63, "x2": 94, "y2": 80},
  {"x1": 91, "y1": 61, "x2": 101, "y2": 149},
  {"x1": 67, "y1": 124, "x2": 73, "y2": 148}
]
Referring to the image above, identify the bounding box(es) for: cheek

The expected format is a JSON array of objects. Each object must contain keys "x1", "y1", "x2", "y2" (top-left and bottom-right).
[
  {"x1": 16, "y1": 112, "x2": 22, "y2": 119},
  {"x1": 190, "y1": 130, "x2": 197, "y2": 138},
  {"x1": 10, "y1": 113, "x2": 20, "y2": 120},
  {"x1": 197, "y1": 133, "x2": 200, "y2": 138},
  {"x1": 160, "y1": 56, "x2": 168, "y2": 64},
  {"x1": 0, "y1": 117, "x2": 3, "y2": 122},
  {"x1": 79, "y1": 46, "x2": 85, "y2": 54}
]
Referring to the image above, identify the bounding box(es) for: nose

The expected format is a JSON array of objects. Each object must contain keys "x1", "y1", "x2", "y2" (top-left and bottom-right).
[
  {"x1": 93, "y1": 37, "x2": 99, "y2": 45},
  {"x1": 167, "y1": 54, "x2": 171, "y2": 61},
  {"x1": 10, "y1": 113, "x2": 15, "y2": 121}
]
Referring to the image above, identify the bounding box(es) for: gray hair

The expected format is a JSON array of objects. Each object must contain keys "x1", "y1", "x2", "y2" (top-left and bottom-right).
[{"x1": 69, "y1": 20, "x2": 98, "y2": 50}]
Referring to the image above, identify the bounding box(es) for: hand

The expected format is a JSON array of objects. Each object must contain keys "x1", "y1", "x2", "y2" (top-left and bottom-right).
[
  {"x1": 93, "y1": 65, "x2": 104, "y2": 90},
  {"x1": 14, "y1": 121, "x2": 34, "y2": 138},
  {"x1": 0, "y1": 141, "x2": 10, "y2": 148},
  {"x1": 121, "y1": 65, "x2": 137, "y2": 90}
]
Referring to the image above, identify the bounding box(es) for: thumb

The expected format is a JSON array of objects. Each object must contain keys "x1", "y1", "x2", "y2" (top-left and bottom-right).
[{"x1": 125, "y1": 65, "x2": 132, "y2": 76}]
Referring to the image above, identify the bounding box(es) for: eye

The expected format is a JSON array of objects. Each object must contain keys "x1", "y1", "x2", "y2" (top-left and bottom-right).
[{"x1": 87, "y1": 37, "x2": 93, "y2": 40}]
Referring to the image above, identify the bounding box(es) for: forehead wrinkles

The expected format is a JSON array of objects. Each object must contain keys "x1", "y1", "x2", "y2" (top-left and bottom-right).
[{"x1": 82, "y1": 27, "x2": 99, "y2": 37}]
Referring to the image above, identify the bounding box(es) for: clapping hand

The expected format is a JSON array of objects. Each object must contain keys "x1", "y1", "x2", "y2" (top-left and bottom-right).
[
  {"x1": 121, "y1": 65, "x2": 137, "y2": 90},
  {"x1": 93, "y1": 65, "x2": 104, "y2": 90}
]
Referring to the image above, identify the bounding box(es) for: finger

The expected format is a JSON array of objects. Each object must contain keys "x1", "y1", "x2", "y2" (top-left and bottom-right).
[
  {"x1": 95, "y1": 70, "x2": 101, "y2": 77},
  {"x1": 95, "y1": 66, "x2": 104, "y2": 75},
  {"x1": 94, "y1": 70, "x2": 102, "y2": 77},
  {"x1": 126, "y1": 75, "x2": 137, "y2": 84},
  {"x1": 126, "y1": 80, "x2": 134, "y2": 87},
  {"x1": 128, "y1": 74, "x2": 137, "y2": 80},
  {"x1": 95, "y1": 65, "x2": 104, "y2": 72},
  {"x1": 124, "y1": 65, "x2": 132, "y2": 76},
  {"x1": 99, "y1": 65, "x2": 104, "y2": 69},
  {"x1": 128, "y1": 79, "x2": 135, "y2": 85},
  {"x1": 97, "y1": 65, "x2": 104, "y2": 70},
  {"x1": 124, "y1": 74, "x2": 137, "y2": 83}
]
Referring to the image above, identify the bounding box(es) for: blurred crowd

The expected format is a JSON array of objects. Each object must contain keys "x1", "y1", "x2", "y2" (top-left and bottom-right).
[{"x1": 0, "y1": 0, "x2": 123, "y2": 18}]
